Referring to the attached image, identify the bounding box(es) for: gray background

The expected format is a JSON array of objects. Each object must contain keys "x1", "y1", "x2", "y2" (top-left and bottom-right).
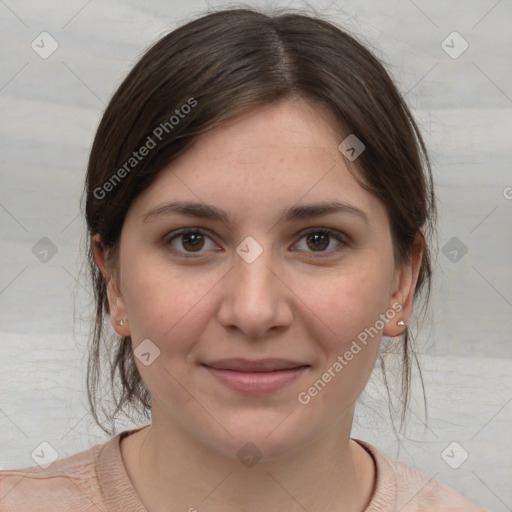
[{"x1": 0, "y1": 0, "x2": 511, "y2": 510}]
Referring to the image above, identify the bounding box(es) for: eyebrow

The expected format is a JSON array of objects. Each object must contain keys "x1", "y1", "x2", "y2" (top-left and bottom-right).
[{"x1": 142, "y1": 199, "x2": 369, "y2": 225}]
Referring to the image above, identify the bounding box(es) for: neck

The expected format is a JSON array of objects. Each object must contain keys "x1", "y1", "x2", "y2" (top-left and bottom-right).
[{"x1": 120, "y1": 404, "x2": 375, "y2": 512}]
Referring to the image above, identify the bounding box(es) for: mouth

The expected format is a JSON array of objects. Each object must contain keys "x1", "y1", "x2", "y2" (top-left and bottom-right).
[
  {"x1": 201, "y1": 358, "x2": 309, "y2": 372},
  {"x1": 200, "y1": 358, "x2": 310, "y2": 394}
]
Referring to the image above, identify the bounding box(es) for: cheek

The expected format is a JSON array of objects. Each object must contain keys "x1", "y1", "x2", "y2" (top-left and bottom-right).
[
  {"x1": 302, "y1": 258, "x2": 393, "y2": 398},
  {"x1": 119, "y1": 252, "x2": 220, "y2": 403},
  {"x1": 121, "y1": 248, "x2": 217, "y2": 346},
  {"x1": 313, "y1": 260, "x2": 393, "y2": 347},
  {"x1": 292, "y1": 269, "x2": 391, "y2": 422}
]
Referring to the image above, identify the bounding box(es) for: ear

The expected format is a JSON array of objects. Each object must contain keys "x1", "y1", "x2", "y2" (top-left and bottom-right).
[
  {"x1": 92, "y1": 234, "x2": 130, "y2": 337},
  {"x1": 383, "y1": 231, "x2": 424, "y2": 338}
]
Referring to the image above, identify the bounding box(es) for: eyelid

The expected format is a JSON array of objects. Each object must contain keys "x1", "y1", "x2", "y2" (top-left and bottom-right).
[
  {"x1": 162, "y1": 228, "x2": 219, "y2": 257},
  {"x1": 162, "y1": 226, "x2": 349, "y2": 258},
  {"x1": 292, "y1": 227, "x2": 348, "y2": 256}
]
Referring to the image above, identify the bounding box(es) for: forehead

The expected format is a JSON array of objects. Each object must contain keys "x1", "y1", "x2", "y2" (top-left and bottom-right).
[
  {"x1": 201, "y1": 98, "x2": 344, "y2": 156},
  {"x1": 129, "y1": 98, "x2": 386, "y2": 225}
]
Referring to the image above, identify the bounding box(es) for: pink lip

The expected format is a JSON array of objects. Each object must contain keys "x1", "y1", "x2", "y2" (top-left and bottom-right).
[
  {"x1": 202, "y1": 357, "x2": 307, "y2": 372},
  {"x1": 201, "y1": 364, "x2": 309, "y2": 394}
]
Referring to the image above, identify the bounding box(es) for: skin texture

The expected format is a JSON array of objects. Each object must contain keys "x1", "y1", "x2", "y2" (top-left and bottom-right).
[{"x1": 93, "y1": 97, "x2": 423, "y2": 512}]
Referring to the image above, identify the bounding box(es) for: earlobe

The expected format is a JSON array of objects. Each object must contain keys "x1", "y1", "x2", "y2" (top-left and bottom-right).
[{"x1": 382, "y1": 301, "x2": 408, "y2": 338}]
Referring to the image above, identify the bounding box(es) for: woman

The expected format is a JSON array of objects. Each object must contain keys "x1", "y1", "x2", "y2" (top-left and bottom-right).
[{"x1": 0, "y1": 6, "x2": 487, "y2": 511}]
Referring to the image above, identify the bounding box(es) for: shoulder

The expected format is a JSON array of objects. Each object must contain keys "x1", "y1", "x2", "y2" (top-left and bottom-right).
[
  {"x1": 353, "y1": 439, "x2": 488, "y2": 512},
  {"x1": 0, "y1": 440, "x2": 106, "y2": 511},
  {"x1": 0, "y1": 431, "x2": 136, "y2": 512}
]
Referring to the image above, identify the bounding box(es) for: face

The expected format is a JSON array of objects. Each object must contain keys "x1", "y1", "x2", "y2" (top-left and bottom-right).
[{"x1": 97, "y1": 97, "x2": 420, "y2": 461}]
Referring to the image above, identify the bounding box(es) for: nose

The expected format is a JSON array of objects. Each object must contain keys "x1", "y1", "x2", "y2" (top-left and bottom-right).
[{"x1": 217, "y1": 240, "x2": 293, "y2": 339}]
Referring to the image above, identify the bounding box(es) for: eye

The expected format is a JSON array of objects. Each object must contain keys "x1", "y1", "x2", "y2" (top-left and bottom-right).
[
  {"x1": 292, "y1": 227, "x2": 347, "y2": 256},
  {"x1": 163, "y1": 227, "x2": 347, "y2": 258},
  {"x1": 163, "y1": 228, "x2": 218, "y2": 257}
]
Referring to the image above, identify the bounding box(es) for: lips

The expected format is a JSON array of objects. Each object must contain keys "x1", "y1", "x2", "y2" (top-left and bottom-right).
[
  {"x1": 201, "y1": 360, "x2": 309, "y2": 394},
  {"x1": 201, "y1": 358, "x2": 309, "y2": 372}
]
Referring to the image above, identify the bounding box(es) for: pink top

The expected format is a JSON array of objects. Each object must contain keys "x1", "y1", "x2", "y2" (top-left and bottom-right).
[{"x1": 0, "y1": 426, "x2": 487, "y2": 511}]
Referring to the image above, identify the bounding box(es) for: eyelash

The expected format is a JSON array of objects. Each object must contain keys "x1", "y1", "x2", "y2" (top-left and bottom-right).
[{"x1": 162, "y1": 227, "x2": 348, "y2": 259}]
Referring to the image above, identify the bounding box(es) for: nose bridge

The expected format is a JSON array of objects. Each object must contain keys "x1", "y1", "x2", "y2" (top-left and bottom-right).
[
  {"x1": 233, "y1": 235, "x2": 279, "y2": 305},
  {"x1": 218, "y1": 234, "x2": 291, "y2": 335}
]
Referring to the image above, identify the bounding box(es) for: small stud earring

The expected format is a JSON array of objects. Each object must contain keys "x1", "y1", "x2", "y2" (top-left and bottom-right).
[
  {"x1": 397, "y1": 320, "x2": 405, "y2": 327},
  {"x1": 117, "y1": 318, "x2": 127, "y2": 326}
]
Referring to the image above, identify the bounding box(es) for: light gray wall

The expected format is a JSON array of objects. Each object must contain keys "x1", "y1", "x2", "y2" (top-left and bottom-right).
[{"x1": 0, "y1": 1, "x2": 510, "y2": 510}]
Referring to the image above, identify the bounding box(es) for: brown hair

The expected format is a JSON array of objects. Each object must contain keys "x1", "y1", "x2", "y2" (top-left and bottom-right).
[{"x1": 83, "y1": 5, "x2": 436, "y2": 436}]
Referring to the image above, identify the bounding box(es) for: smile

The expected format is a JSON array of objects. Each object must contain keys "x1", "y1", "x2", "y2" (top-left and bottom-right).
[{"x1": 201, "y1": 364, "x2": 310, "y2": 394}]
